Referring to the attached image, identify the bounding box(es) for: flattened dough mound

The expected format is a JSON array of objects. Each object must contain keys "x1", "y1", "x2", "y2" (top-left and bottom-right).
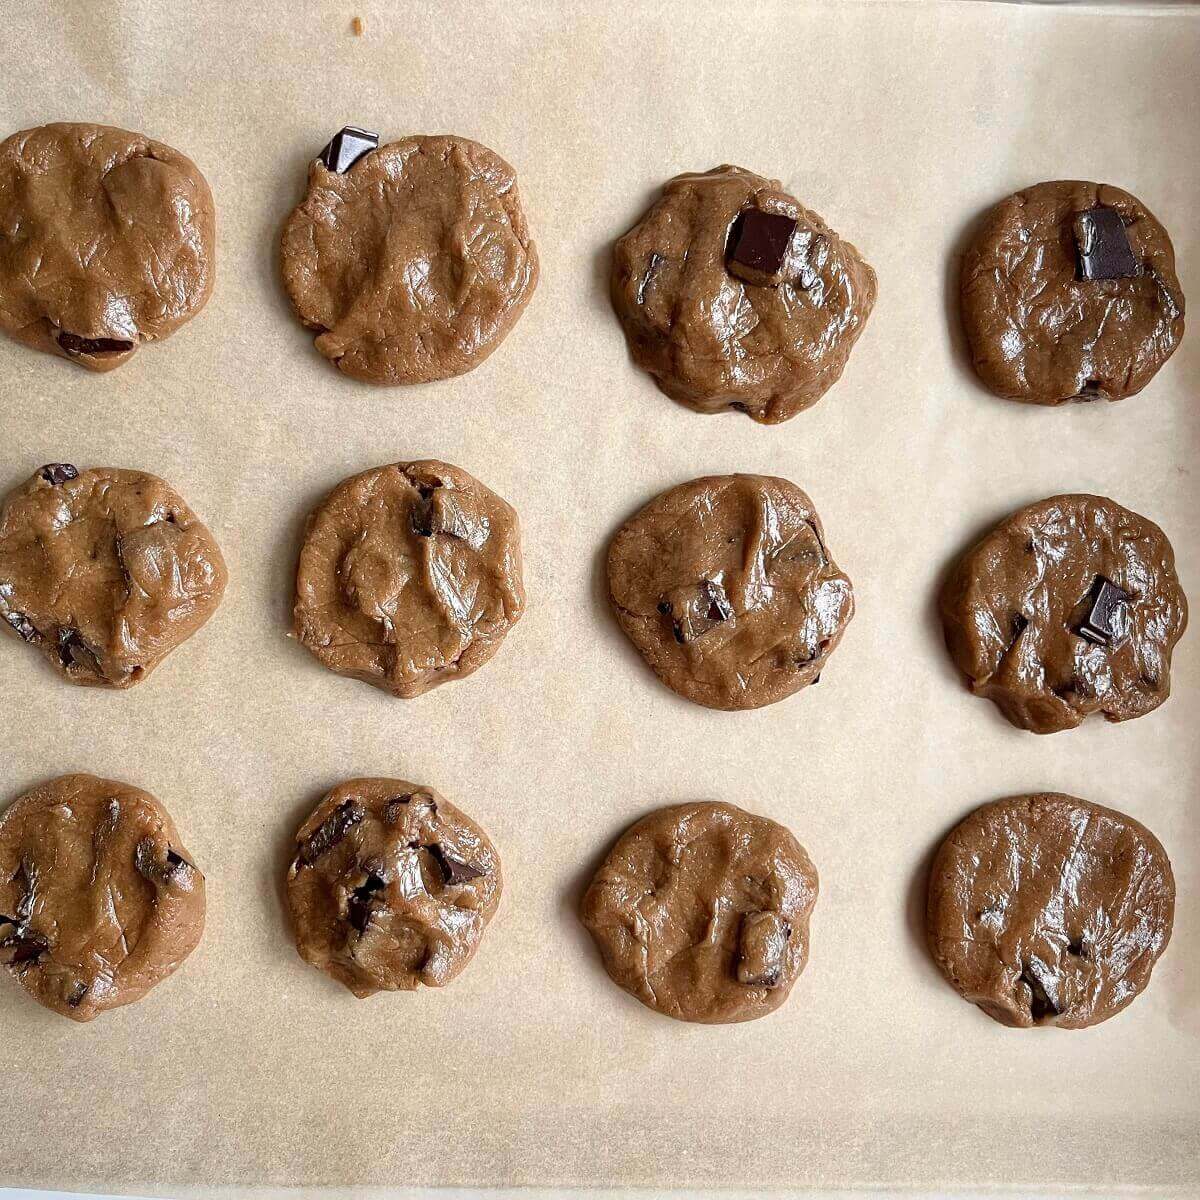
[
  {"x1": 607, "y1": 473, "x2": 854, "y2": 710},
  {"x1": 611, "y1": 165, "x2": 876, "y2": 423},
  {"x1": 0, "y1": 464, "x2": 228, "y2": 688},
  {"x1": 580, "y1": 801, "x2": 818, "y2": 1024},
  {"x1": 961, "y1": 180, "x2": 1184, "y2": 404},
  {"x1": 0, "y1": 774, "x2": 205, "y2": 1022},
  {"x1": 286, "y1": 778, "x2": 502, "y2": 997},
  {"x1": 281, "y1": 133, "x2": 538, "y2": 384},
  {"x1": 0, "y1": 122, "x2": 216, "y2": 371},
  {"x1": 927, "y1": 793, "x2": 1174, "y2": 1029},
  {"x1": 293, "y1": 460, "x2": 525, "y2": 698},
  {"x1": 940, "y1": 493, "x2": 1187, "y2": 734}
]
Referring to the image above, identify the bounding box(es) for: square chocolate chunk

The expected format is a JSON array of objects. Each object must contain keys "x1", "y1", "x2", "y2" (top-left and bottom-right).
[
  {"x1": 1077, "y1": 575, "x2": 1131, "y2": 646},
  {"x1": 727, "y1": 209, "x2": 797, "y2": 287},
  {"x1": 1073, "y1": 207, "x2": 1138, "y2": 281}
]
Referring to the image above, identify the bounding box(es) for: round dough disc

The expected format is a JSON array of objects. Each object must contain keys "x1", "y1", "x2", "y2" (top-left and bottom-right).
[{"x1": 927, "y1": 793, "x2": 1174, "y2": 1029}]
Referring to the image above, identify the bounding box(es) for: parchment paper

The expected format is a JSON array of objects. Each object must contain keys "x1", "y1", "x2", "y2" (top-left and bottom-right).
[{"x1": 1, "y1": 1, "x2": 1198, "y2": 1194}]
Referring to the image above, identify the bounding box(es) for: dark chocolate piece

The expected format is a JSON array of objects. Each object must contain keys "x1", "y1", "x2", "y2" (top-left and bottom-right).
[
  {"x1": 1077, "y1": 576, "x2": 1130, "y2": 646},
  {"x1": 55, "y1": 627, "x2": 100, "y2": 674},
  {"x1": 56, "y1": 333, "x2": 135, "y2": 356},
  {"x1": 319, "y1": 126, "x2": 379, "y2": 174},
  {"x1": 1019, "y1": 960, "x2": 1060, "y2": 1022},
  {"x1": 66, "y1": 982, "x2": 88, "y2": 1008},
  {"x1": 39, "y1": 463, "x2": 78, "y2": 485},
  {"x1": 347, "y1": 873, "x2": 386, "y2": 933},
  {"x1": 1073, "y1": 207, "x2": 1138, "y2": 282},
  {"x1": 297, "y1": 800, "x2": 365, "y2": 867},
  {"x1": 727, "y1": 208, "x2": 797, "y2": 286},
  {"x1": 3, "y1": 612, "x2": 38, "y2": 642},
  {"x1": 426, "y1": 842, "x2": 486, "y2": 886},
  {"x1": 702, "y1": 579, "x2": 734, "y2": 623}
]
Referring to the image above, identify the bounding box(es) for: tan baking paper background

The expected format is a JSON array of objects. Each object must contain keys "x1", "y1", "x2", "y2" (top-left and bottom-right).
[{"x1": 1, "y1": 0, "x2": 1198, "y2": 1195}]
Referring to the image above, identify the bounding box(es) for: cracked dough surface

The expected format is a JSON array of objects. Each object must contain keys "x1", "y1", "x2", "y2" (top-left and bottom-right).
[
  {"x1": 580, "y1": 801, "x2": 818, "y2": 1024},
  {"x1": 940, "y1": 493, "x2": 1187, "y2": 734},
  {"x1": 611, "y1": 164, "x2": 876, "y2": 424},
  {"x1": 293, "y1": 460, "x2": 524, "y2": 697},
  {"x1": 927, "y1": 793, "x2": 1174, "y2": 1029},
  {"x1": 286, "y1": 778, "x2": 501, "y2": 997},
  {"x1": 281, "y1": 133, "x2": 538, "y2": 384},
  {"x1": 960, "y1": 180, "x2": 1185, "y2": 404},
  {"x1": 607, "y1": 473, "x2": 854, "y2": 710},
  {"x1": 0, "y1": 773, "x2": 205, "y2": 1022},
  {"x1": 0, "y1": 464, "x2": 228, "y2": 688},
  {"x1": 0, "y1": 122, "x2": 215, "y2": 371}
]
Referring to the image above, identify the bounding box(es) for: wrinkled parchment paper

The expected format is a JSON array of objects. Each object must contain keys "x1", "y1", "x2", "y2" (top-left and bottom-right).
[{"x1": 1, "y1": 1, "x2": 1198, "y2": 1194}]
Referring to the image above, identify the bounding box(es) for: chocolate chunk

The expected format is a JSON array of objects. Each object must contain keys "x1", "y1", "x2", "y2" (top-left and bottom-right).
[
  {"x1": 411, "y1": 495, "x2": 435, "y2": 537},
  {"x1": 347, "y1": 872, "x2": 385, "y2": 933},
  {"x1": 736, "y1": 910, "x2": 790, "y2": 988},
  {"x1": 39, "y1": 463, "x2": 79, "y2": 485},
  {"x1": 426, "y1": 842, "x2": 486, "y2": 886},
  {"x1": 727, "y1": 208, "x2": 797, "y2": 287},
  {"x1": 56, "y1": 333, "x2": 135, "y2": 356},
  {"x1": 319, "y1": 126, "x2": 379, "y2": 174},
  {"x1": 66, "y1": 981, "x2": 88, "y2": 1008},
  {"x1": 3, "y1": 612, "x2": 38, "y2": 642},
  {"x1": 135, "y1": 839, "x2": 195, "y2": 887},
  {"x1": 702, "y1": 579, "x2": 734, "y2": 623},
  {"x1": 297, "y1": 800, "x2": 365, "y2": 867},
  {"x1": 1073, "y1": 207, "x2": 1138, "y2": 282},
  {"x1": 1076, "y1": 576, "x2": 1130, "y2": 646},
  {"x1": 1019, "y1": 961, "x2": 1060, "y2": 1022},
  {"x1": 0, "y1": 922, "x2": 49, "y2": 967},
  {"x1": 56, "y1": 628, "x2": 101, "y2": 674}
]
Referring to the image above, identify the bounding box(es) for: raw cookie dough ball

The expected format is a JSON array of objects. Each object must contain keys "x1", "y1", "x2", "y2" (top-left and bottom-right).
[
  {"x1": 939, "y1": 494, "x2": 1187, "y2": 734},
  {"x1": 607, "y1": 474, "x2": 854, "y2": 710},
  {"x1": 960, "y1": 181, "x2": 1185, "y2": 404},
  {"x1": 0, "y1": 774, "x2": 205, "y2": 1022},
  {"x1": 611, "y1": 165, "x2": 876, "y2": 423},
  {"x1": 0, "y1": 464, "x2": 228, "y2": 688},
  {"x1": 286, "y1": 778, "x2": 502, "y2": 997},
  {"x1": 293, "y1": 460, "x2": 524, "y2": 698},
  {"x1": 0, "y1": 122, "x2": 216, "y2": 371},
  {"x1": 580, "y1": 801, "x2": 818, "y2": 1024},
  {"x1": 281, "y1": 129, "x2": 538, "y2": 384},
  {"x1": 927, "y1": 793, "x2": 1174, "y2": 1029}
]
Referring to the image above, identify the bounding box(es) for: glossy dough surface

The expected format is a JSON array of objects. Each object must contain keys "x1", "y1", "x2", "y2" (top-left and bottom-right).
[
  {"x1": 961, "y1": 180, "x2": 1184, "y2": 404},
  {"x1": 286, "y1": 778, "x2": 502, "y2": 997},
  {"x1": 607, "y1": 474, "x2": 854, "y2": 710},
  {"x1": 0, "y1": 774, "x2": 205, "y2": 1022},
  {"x1": 294, "y1": 460, "x2": 524, "y2": 697},
  {"x1": 940, "y1": 493, "x2": 1186, "y2": 734},
  {"x1": 0, "y1": 122, "x2": 215, "y2": 371},
  {"x1": 580, "y1": 801, "x2": 818, "y2": 1024},
  {"x1": 611, "y1": 165, "x2": 876, "y2": 423},
  {"x1": 281, "y1": 133, "x2": 538, "y2": 383},
  {"x1": 0, "y1": 465, "x2": 228, "y2": 688},
  {"x1": 927, "y1": 793, "x2": 1174, "y2": 1029}
]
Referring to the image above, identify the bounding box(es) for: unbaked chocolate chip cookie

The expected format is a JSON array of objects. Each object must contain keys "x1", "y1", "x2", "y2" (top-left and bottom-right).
[
  {"x1": 293, "y1": 460, "x2": 524, "y2": 697},
  {"x1": 286, "y1": 778, "x2": 501, "y2": 997},
  {"x1": 0, "y1": 464, "x2": 228, "y2": 688},
  {"x1": 0, "y1": 773, "x2": 205, "y2": 1022},
  {"x1": 0, "y1": 122, "x2": 216, "y2": 371},
  {"x1": 940, "y1": 494, "x2": 1187, "y2": 734},
  {"x1": 281, "y1": 128, "x2": 538, "y2": 383},
  {"x1": 611, "y1": 165, "x2": 876, "y2": 423},
  {"x1": 607, "y1": 474, "x2": 854, "y2": 709},
  {"x1": 961, "y1": 180, "x2": 1185, "y2": 404},
  {"x1": 580, "y1": 801, "x2": 818, "y2": 1024},
  {"x1": 927, "y1": 793, "x2": 1174, "y2": 1029}
]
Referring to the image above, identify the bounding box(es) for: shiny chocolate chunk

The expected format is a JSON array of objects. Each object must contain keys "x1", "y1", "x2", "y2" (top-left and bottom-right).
[
  {"x1": 427, "y1": 842, "x2": 486, "y2": 886},
  {"x1": 296, "y1": 800, "x2": 365, "y2": 867},
  {"x1": 3, "y1": 612, "x2": 37, "y2": 642},
  {"x1": 38, "y1": 463, "x2": 78, "y2": 485},
  {"x1": 1077, "y1": 575, "x2": 1130, "y2": 646},
  {"x1": 1073, "y1": 207, "x2": 1138, "y2": 282},
  {"x1": 57, "y1": 332, "x2": 135, "y2": 356},
  {"x1": 727, "y1": 208, "x2": 797, "y2": 287},
  {"x1": 319, "y1": 126, "x2": 379, "y2": 174}
]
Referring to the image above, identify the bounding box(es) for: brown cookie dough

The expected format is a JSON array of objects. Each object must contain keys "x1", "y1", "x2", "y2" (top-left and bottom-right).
[
  {"x1": 0, "y1": 774, "x2": 205, "y2": 1022},
  {"x1": 607, "y1": 474, "x2": 853, "y2": 710},
  {"x1": 281, "y1": 130, "x2": 538, "y2": 384},
  {"x1": 611, "y1": 165, "x2": 876, "y2": 424},
  {"x1": 940, "y1": 494, "x2": 1187, "y2": 734},
  {"x1": 293, "y1": 460, "x2": 524, "y2": 698},
  {"x1": 0, "y1": 122, "x2": 216, "y2": 372},
  {"x1": 927, "y1": 793, "x2": 1174, "y2": 1029},
  {"x1": 580, "y1": 801, "x2": 818, "y2": 1024},
  {"x1": 0, "y1": 464, "x2": 228, "y2": 688},
  {"x1": 286, "y1": 778, "x2": 501, "y2": 997},
  {"x1": 961, "y1": 181, "x2": 1185, "y2": 404}
]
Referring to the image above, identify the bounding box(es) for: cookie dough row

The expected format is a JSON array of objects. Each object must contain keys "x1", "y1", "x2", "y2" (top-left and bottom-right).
[
  {"x1": 0, "y1": 123, "x2": 1186, "y2": 414},
  {"x1": 0, "y1": 462, "x2": 1188, "y2": 735},
  {"x1": 0, "y1": 773, "x2": 1174, "y2": 1031}
]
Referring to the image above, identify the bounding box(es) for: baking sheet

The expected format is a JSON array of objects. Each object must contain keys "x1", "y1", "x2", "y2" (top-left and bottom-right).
[{"x1": 1, "y1": 0, "x2": 1198, "y2": 1195}]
